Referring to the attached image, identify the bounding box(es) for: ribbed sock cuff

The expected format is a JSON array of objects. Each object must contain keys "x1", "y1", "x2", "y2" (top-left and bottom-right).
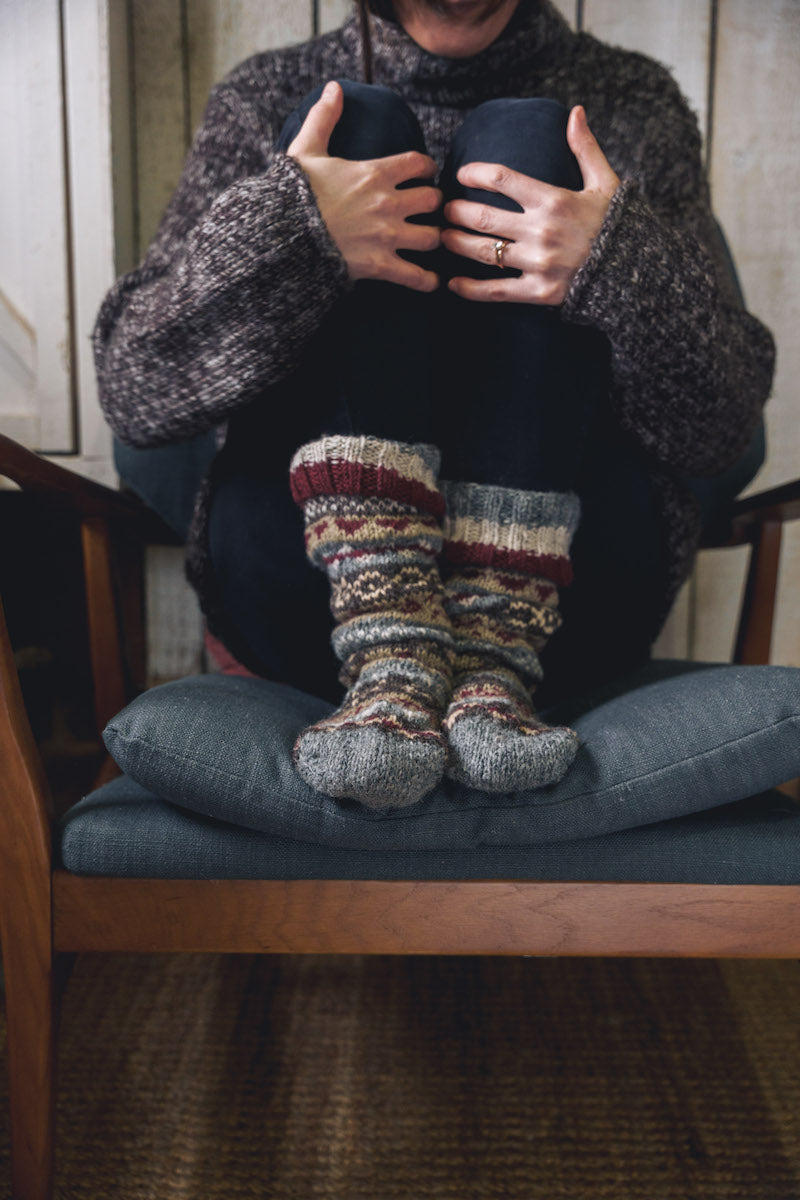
[
  {"x1": 290, "y1": 435, "x2": 444, "y2": 517},
  {"x1": 441, "y1": 481, "x2": 580, "y2": 584}
]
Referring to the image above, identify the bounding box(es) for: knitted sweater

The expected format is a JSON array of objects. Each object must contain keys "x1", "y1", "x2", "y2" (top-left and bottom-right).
[{"x1": 93, "y1": 1, "x2": 775, "y2": 689}]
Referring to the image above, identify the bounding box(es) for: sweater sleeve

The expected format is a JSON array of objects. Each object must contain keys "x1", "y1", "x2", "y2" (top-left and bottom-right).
[
  {"x1": 561, "y1": 65, "x2": 775, "y2": 478},
  {"x1": 93, "y1": 81, "x2": 351, "y2": 448}
]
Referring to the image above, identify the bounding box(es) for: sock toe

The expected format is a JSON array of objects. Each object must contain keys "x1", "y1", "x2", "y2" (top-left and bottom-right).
[
  {"x1": 294, "y1": 723, "x2": 446, "y2": 809},
  {"x1": 445, "y1": 712, "x2": 578, "y2": 793}
]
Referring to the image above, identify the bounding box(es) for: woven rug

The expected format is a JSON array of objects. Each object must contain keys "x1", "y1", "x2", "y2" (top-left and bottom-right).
[{"x1": 2, "y1": 954, "x2": 800, "y2": 1199}]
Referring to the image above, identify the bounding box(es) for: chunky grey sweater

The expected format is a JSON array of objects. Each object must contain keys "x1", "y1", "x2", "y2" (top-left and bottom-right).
[{"x1": 94, "y1": 0, "x2": 775, "y2": 687}]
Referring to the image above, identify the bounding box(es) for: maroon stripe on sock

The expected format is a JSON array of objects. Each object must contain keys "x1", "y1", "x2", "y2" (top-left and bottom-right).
[
  {"x1": 443, "y1": 540, "x2": 573, "y2": 585},
  {"x1": 290, "y1": 462, "x2": 444, "y2": 517}
]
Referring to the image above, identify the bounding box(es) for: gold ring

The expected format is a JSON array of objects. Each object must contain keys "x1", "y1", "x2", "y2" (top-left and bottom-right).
[{"x1": 494, "y1": 238, "x2": 509, "y2": 268}]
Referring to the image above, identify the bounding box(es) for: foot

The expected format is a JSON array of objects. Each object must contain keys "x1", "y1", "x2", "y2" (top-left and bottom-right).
[
  {"x1": 443, "y1": 672, "x2": 578, "y2": 793},
  {"x1": 294, "y1": 721, "x2": 446, "y2": 809},
  {"x1": 294, "y1": 691, "x2": 447, "y2": 809}
]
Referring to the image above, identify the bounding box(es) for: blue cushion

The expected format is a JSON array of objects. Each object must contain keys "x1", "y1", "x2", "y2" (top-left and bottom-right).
[
  {"x1": 59, "y1": 774, "x2": 800, "y2": 883},
  {"x1": 101, "y1": 661, "x2": 800, "y2": 850}
]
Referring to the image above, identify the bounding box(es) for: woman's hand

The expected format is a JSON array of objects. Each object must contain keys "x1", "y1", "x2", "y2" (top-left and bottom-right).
[
  {"x1": 288, "y1": 81, "x2": 442, "y2": 292},
  {"x1": 441, "y1": 106, "x2": 620, "y2": 305}
]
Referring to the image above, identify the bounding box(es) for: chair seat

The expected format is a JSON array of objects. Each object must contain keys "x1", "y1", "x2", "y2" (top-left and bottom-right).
[
  {"x1": 59, "y1": 777, "x2": 800, "y2": 883},
  {"x1": 98, "y1": 659, "x2": 800, "y2": 849},
  {"x1": 60, "y1": 658, "x2": 800, "y2": 882}
]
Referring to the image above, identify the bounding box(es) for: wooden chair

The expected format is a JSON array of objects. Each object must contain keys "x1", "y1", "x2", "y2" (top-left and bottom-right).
[{"x1": 2, "y1": 429, "x2": 800, "y2": 1200}]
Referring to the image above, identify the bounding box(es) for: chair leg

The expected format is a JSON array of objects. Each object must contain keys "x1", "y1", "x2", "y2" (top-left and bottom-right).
[{"x1": 3, "y1": 932, "x2": 57, "y2": 1200}]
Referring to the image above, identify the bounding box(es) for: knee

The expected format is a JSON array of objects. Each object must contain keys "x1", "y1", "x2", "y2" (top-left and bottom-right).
[
  {"x1": 443, "y1": 97, "x2": 582, "y2": 209},
  {"x1": 278, "y1": 79, "x2": 427, "y2": 160}
]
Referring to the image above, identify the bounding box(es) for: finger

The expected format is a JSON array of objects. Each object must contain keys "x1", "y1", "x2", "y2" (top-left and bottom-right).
[
  {"x1": 454, "y1": 161, "x2": 544, "y2": 208},
  {"x1": 441, "y1": 226, "x2": 516, "y2": 269},
  {"x1": 443, "y1": 198, "x2": 520, "y2": 238},
  {"x1": 448, "y1": 270, "x2": 565, "y2": 305},
  {"x1": 397, "y1": 185, "x2": 442, "y2": 219},
  {"x1": 399, "y1": 223, "x2": 441, "y2": 254},
  {"x1": 386, "y1": 257, "x2": 440, "y2": 293},
  {"x1": 566, "y1": 105, "x2": 619, "y2": 192},
  {"x1": 287, "y1": 81, "x2": 343, "y2": 158},
  {"x1": 447, "y1": 274, "x2": 524, "y2": 303},
  {"x1": 386, "y1": 150, "x2": 439, "y2": 185}
]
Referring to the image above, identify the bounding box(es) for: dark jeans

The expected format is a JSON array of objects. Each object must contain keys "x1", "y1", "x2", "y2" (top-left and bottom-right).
[
  {"x1": 207, "y1": 84, "x2": 687, "y2": 702},
  {"x1": 222, "y1": 81, "x2": 611, "y2": 489}
]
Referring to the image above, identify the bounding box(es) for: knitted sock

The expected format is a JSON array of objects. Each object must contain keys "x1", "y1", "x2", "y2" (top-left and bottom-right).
[
  {"x1": 289, "y1": 435, "x2": 453, "y2": 809},
  {"x1": 440, "y1": 481, "x2": 580, "y2": 793}
]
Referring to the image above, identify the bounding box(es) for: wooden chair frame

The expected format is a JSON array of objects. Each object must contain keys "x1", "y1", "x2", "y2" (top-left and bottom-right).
[{"x1": 2, "y1": 430, "x2": 800, "y2": 1200}]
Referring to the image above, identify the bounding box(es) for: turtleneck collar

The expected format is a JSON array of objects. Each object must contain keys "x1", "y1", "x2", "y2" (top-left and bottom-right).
[{"x1": 340, "y1": 1, "x2": 574, "y2": 108}]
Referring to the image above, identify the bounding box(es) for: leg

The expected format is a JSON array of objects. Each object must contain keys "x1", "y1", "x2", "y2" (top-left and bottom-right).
[
  {"x1": 441, "y1": 482, "x2": 581, "y2": 791},
  {"x1": 436, "y1": 99, "x2": 675, "y2": 709},
  {"x1": 438, "y1": 96, "x2": 609, "y2": 490},
  {"x1": 275, "y1": 79, "x2": 442, "y2": 444},
  {"x1": 208, "y1": 82, "x2": 441, "y2": 698},
  {"x1": 436, "y1": 99, "x2": 611, "y2": 790},
  {"x1": 289, "y1": 435, "x2": 453, "y2": 808}
]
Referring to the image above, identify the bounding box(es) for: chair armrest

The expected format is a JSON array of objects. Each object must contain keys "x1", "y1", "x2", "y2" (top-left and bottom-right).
[
  {"x1": 727, "y1": 477, "x2": 800, "y2": 542},
  {"x1": 0, "y1": 432, "x2": 180, "y2": 542},
  {"x1": 702, "y1": 477, "x2": 800, "y2": 549},
  {"x1": 0, "y1": 432, "x2": 134, "y2": 516},
  {"x1": 1, "y1": 434, "x2": 181, "y2": 738},
  {"x1": 700, "y1": 476, "x2": 800, "y2": 666}
]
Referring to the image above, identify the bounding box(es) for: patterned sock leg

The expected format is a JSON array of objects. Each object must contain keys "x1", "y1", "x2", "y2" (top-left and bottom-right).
[
  {"x1": 441, "y1": 482, "x2": 580, "y2": 793},
  {"x1": 289, "y1": 435, "x2": 453, "y2": 809}
]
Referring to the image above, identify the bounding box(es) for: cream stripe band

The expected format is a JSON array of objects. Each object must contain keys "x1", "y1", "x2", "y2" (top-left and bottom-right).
[{"x1": 443, "y1": 515, "x2": 575, "y2": 559}]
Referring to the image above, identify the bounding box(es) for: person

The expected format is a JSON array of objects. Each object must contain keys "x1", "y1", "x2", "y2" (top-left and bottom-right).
[{"x1": 93, "y1": 0, "x2": 775, "y2": 809}]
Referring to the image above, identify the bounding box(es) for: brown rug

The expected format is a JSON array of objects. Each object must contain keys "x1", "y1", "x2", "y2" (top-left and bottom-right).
[{"x1": 2, "y1": 954, "x2": 800, "y2": 1198}]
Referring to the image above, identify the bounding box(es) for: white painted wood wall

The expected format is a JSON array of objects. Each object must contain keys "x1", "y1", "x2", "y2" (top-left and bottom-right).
[
  {"x1": 0, "y1": 0, "x2": 130, "y2": 483},
  {"x1": 2, "y1": 1, "x2": 798, "y2": 678}
]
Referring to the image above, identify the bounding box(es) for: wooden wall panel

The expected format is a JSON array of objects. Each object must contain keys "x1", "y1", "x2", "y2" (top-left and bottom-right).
[
  {"x1": 696, "y1": 0, "x2": 800, "y2": 666},
  {"x1": 131, "y1": 0, "x2": 188, "y2": 256},
  {"x1": 581, "y1": 0, "x2": 712, "y2": 139},
  {"x1": 319, "y1": 0, "x2": 354, "y2": 36},
  {"x1": 62, "y1": 0, "x2": 130, "y2": 467},
  {"x1": 146, "y1": 547, "x2": 206, "y2": 684},
  {"x1": 692, "y1": 546, "x2": 748, "y2": 663},
  {"x1": 133, "y1": 1, "x2": 316, "y2": 256},
  {"x1": 550, "y1": 0, "x2": 578, "y2": 29},
  {"x1": 0, "y1": 0, "x2": 74, "y2": 452},
  {"x1": 187, "y1": 0, "x2": 314, "y2": 132}
]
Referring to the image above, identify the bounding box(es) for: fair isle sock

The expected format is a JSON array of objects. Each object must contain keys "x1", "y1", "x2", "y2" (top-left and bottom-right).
[
  {"x1": 440, "y1": 482, "x2": 580, "y2": 793},
  {"x1": 289, "y1": 435, "x2": 453, "y2": 809},
  {"x1": 443, "y1": 659, "x2": 578, "y2": 792}
]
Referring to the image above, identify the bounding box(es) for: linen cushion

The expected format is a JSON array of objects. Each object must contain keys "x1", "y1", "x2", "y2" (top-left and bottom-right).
[
  {"x1": 101, "y1": 660, "x2": 800, "y2": 850},
  {"x1": 59, "y1": 775, "x2": 800, "y2": 883}
]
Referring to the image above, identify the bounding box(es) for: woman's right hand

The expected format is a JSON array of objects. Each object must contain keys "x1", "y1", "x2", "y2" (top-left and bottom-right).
[{"x1": 287, "y1": 81, "x2": 442, "y2": 292}]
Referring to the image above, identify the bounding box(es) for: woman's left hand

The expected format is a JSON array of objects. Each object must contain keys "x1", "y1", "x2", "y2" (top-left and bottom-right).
[{"x1": 441, "y1": 106, "x2": 620, "y2": 305}]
